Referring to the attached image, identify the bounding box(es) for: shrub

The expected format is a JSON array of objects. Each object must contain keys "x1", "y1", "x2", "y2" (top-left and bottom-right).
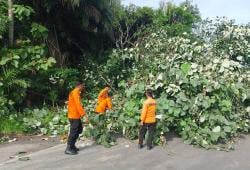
[{"x1": 83, "y1": 19, "x2": 250, "y2": 149}]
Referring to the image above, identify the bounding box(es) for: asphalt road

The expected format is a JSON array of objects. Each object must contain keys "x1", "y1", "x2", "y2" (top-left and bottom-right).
[{"x1": 0, "y1": 135, "x2": 249, "y2": 170}]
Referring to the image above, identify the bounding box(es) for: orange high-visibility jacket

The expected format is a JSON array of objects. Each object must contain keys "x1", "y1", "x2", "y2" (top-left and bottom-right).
[
  {"x1": 95, "y1": 87, "x2": 112, "y2": 114},
  {"x1": 68, "y1": 87, "x2": 86, "y2": 119},
  {"x1": 140, "y1": 97, "x2": 156, "y2": 123}
]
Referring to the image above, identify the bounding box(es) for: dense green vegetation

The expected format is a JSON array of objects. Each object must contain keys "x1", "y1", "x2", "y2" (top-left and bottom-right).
[{"x1": 0, "y1": 0, "x2": 249, "y2": 149}]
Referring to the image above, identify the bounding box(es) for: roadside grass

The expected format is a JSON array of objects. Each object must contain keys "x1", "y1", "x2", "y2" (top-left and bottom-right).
[
  {"x1": 0, "y1": 116, "x2": 25, "y2": 136},
  {"x1": 0, "y1": 107, "x2": 68, "y2": 144}
]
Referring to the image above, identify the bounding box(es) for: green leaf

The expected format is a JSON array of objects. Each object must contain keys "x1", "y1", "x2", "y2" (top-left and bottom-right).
[
  {"x1": 224, "y1": 126, "x2": 232, "y2": 133},
  {"x1": 180, "y1": 63, "x2": 191, "y2": 75},
  {"x1": 212, "y1": 126, "x2": 221, "y2": 133},
  {"x1": 202, "y1": 140, "x2": 208, "y2": 145},
  {"x1": 199, "y1": 116, "x2": 205, "y2": 123},
  {"x1": 222, "y1": 60, "x2": 230, "y2": 68},
  {"x1": 0, "y1": 57, "x2": 11, "y2": 65}
]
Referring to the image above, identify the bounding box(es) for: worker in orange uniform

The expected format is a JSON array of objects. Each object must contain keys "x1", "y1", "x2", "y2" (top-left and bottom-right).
[
  {"x1": 65, "y1": 81, "x2": 88, "y2": 155},
  {"x1": 95, "y1": 85, "x2": 112, "y2": 114},
  {"x1": 138, "y1": 89, "x2": 156, "y2": 150}
]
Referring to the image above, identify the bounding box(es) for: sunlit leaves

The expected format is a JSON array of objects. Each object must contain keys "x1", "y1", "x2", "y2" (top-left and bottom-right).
[
  {"x1": 13, "y1": 4, "x2": 34, "y2": 21},
  {"x1": 105, "y1": 18, "x2": 250, "y2": 149}
]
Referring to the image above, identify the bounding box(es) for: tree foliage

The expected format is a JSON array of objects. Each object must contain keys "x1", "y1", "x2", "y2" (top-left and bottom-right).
[
  {"x1": 80, "y1": 19, "x2": 249, "y2": 149},
  {"x1": 155, "y1": 0, "x2": 201, "y2": 36},
  {"x1": 1, "y1": 0, "x2": 249, "y2": 150}
]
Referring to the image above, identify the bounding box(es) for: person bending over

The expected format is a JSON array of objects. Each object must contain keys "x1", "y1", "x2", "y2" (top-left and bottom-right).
[{"x1": 95, "y1": 85, "x2": 112, "y2": 114}]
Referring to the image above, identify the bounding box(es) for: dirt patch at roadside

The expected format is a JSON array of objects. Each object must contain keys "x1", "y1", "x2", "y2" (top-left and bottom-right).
[{"x1": 0, "y1": 135, "x2": 62, "y2": 163}]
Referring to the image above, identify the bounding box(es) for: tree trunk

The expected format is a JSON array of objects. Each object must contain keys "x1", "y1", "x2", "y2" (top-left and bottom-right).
[{"x1": 8, "y1": 0, "x2": 14, "y2": 47}]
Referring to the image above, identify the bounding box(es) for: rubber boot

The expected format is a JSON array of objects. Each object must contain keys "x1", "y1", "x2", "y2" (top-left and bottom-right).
[
  {"x1": 65, "y1": 145, "x2": 78, "y2": 155},
  {"x1": 72, "y1": 145, "x2": 80, "y2": 151}
]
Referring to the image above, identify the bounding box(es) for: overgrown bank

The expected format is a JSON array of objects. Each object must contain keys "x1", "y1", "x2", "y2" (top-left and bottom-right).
[
  {"x1": 0, "y1": 0, "x2": 249, "y2": 150},
  {"x1": 2, "y1": 19, "x2": 250, "y2": 150}
]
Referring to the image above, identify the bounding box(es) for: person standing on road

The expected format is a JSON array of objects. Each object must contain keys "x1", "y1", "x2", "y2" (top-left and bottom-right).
[
  {"x1": 65, "y1": 81, "x2": 88, "y2": 155},
  {"x1": 138, "y1": 89, "x2": 157, "y2": 150},
  {"x1": 95, "y1": 85, "x2": 112, "y2": 114}
]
